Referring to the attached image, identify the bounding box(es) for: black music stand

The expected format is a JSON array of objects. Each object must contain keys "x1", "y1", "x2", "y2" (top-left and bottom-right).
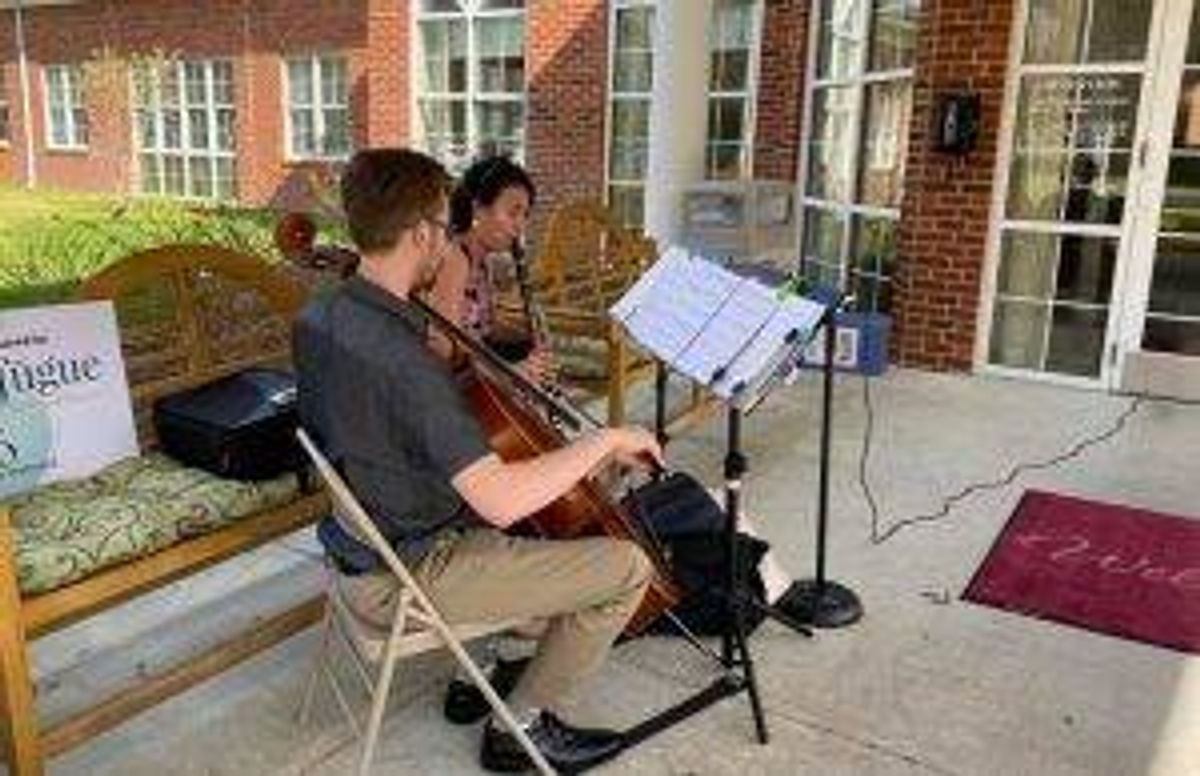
[
  {"x1": 614, "y1": 251, "x2": 826, "y2": 749},
  {"x1": 775, "y1": 295, "x2": 864, "y2": 629}
]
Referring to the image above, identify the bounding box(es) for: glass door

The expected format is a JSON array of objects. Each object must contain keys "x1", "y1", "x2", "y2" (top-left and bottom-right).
[
  {"x1": 1118, "y1": 0, "x2": 1200, "y2": 367},
  {"x1": 983, "y1": 0, "x2": 1158, "y2": 385}
]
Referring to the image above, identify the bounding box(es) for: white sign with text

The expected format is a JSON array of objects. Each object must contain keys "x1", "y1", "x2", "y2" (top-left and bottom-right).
[{"x1": 0, "y1": 301, "x2": 137, "y2": 498}]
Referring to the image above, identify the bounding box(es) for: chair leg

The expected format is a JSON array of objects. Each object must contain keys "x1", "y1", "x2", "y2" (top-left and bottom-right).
[
  {"x1": 0, "y1": 511, "x2": 42, "y2": 776},
  {"x1": 357, "y1": 647, "x2": 399, "y2": 776},
  {"x1": 296, "y1": 606, "x2": 333, "y2": 726}
]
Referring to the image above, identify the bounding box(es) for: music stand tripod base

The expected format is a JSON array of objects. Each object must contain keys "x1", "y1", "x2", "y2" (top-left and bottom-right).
[{"x1": 778, "y1": 579, "x2": 863, "y2": 629}]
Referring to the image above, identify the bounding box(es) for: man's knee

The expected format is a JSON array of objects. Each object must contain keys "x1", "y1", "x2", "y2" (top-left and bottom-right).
[{"x1": 615, "y1": 539, "x2": 653, "y2": 593}]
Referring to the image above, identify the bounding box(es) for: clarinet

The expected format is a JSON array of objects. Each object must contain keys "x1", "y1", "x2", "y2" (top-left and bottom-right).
[{"x1": 511, "y1": 237, "x2": 549, "y2": 347}]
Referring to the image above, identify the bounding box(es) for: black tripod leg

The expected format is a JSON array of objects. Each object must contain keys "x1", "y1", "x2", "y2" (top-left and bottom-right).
[{"x1": 730, "y1": 610, "x2": 769, "y2": 744}]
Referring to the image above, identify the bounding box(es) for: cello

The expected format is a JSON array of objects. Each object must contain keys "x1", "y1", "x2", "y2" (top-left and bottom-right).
[
  {"x1": 278, "y1": 212, "x2": 681, "y2": 634},
  {"x1": 414, "y1": 296, "x2": 681, "y2": 636}
]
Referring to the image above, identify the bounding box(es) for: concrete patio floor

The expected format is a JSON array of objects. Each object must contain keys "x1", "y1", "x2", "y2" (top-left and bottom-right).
[{"x1": 19, "y1": 368, "x2": 1200, "y2": 776}]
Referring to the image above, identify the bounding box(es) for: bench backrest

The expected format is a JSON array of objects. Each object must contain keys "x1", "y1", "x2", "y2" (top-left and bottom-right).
[{"x1": 75, "y1": 243, "x2": 307, "y2": 448}]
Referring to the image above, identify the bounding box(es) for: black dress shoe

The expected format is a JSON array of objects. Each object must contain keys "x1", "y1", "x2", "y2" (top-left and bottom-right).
[
  {"x1": 480, "y1": 711, "x2": 624, "y2": 774},
  {"x1": 444, "y1": 657, "x2": 531, "y2": 725}
]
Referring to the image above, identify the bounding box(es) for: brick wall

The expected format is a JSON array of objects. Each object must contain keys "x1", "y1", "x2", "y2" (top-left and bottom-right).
[
  {"x1": 893, "y1": 0, "x2": 1016, "y2": 370},
  {"x1": 753, "y1": 0, "x2": 807, "y2": 181},
  {"x1": 0, "y1": 15, "x2": 14, "y2": 184},
  {"x1": 0, "y1": 0, "x2": 386, "y2": 205},
  {"x1": 524, "y1": 0, "x2": 608, "y2": 249}
]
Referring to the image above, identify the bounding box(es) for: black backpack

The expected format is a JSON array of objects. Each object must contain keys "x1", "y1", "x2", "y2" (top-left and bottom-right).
[{"x1": 622, "y1": 472, "x2": 769, "y2": 637}]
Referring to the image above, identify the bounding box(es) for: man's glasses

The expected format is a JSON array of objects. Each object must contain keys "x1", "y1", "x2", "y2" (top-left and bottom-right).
[{"x1": 424, "y1": 216, "x2": 454, "y2": 241}]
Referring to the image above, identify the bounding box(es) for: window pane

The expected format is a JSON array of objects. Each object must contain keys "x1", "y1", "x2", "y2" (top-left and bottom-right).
[
  {"x1": 322, "y1": 108, "x2": 350, "y2": 155},
  {"x1": 802, "y1": 206, "x2": 846, "y2": 274},
  {"x1": 321, "y1": 58, "x2": 348, "y2": 105},
  {"x1": 214, "y1": 157, "x2": 236, "y2": 200},
  {"x1": 1007, "y1": 74, "x2": 1139, "y2": 224},
  {"x1": 608, "y1": 184, "x2": 646, "y2": 229},
  {"x1": 850, "y1": 214, "x2": 896, "y2": 278},
  {"x1": 616, "y1": 6, "x2": 654, "y2": 49},
  {"x1": 997, "y1": 232, "x2": 1057, "y2": 299},
  {"x1": 184, "y1": 62, "x2": 206, "y2": 105},
  {"x1": 476, "y1": 17, "x2": 524, "y2": 93},
  {"x1": 709, "y1": 49, "x2": 749, "y2": 92},
  {"x1": 288, "y1": 61, "x2": 312, "y2": 105},
  {"x1": 707, "y1": 97, "x2": 745, "y2": 142},
  {"x1": 215, "y1": 109, "x2": 235, "y2": 151},
  {"x1": 858, "y1": 80, "x2": 911, "y2": 207},
  {"x1": 817, "y1": 0, "x2": 866, "y2": 80},
  {"x1": 1024, "y1": 0, "x2": 1150, "y2": 64},
  {"x1": 1148, "y1": 238, "x2": 1200, "y2": 318},
  {"x1": 72, "y1": 109, "x2": 88, "y2": 146},
  {"x1": 807, "y1": 86, "x2": 854, "y2": 199},
  {"x1": 421, "y1": 19, "x2": 468, "y2": 93},
  {"x1": 140, "y1": 154, "x2": 161, "y2": 194},
  {"x1": 188, "y1": 108, "x2": 208, "y2": 149},
  {"x1": 188, "y1": 156, "x2": 213, "y2": 198},
  {"x1": 706, "y1": 143, "x2": 744, "y2": 180},
  {"x1": 611, "y1": 98, "x2": 649, "y2": 140},
  {"x1": 163, "y1": 156, "x2": 186, "y2": 196},
  {"x1": 212, "y1": 62, "x2": 234, "y2": 104},
  {"x1": 291, "y1": 109, "x2": 315, "y2": 156},
  {"x1": 869, "y1": 0, "x2": 920, "y2": 71},
  {"x1": 163, "y1": 110, "x2": 182, "y2": 149},
  {"x1": 475, "y1": 100, "x2": 523, "y2": 155},
  {"x1": 989, "y1": 299, "x2": 1048, "y2": 369},
  {"x1": 614, "y1": 51, "x2": 653, "y2": 93},
  {"x1": 1045, "y1": 305, "x2": 1106, "y2": 376}
]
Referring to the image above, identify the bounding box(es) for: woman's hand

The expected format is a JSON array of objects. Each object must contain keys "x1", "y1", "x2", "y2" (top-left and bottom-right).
[{"x1": 517, "y1": 344, "x2": 557, "y2": 387}]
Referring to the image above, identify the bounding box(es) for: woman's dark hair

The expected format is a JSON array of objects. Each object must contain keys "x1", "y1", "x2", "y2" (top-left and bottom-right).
[{"x1": 449, "y1": 155, "x2": 536, "y2": 235}]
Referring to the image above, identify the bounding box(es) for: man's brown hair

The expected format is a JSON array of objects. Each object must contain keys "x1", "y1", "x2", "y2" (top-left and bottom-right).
[{"x1": 340, "y1": 148, "x2": 453, "y2": 255}]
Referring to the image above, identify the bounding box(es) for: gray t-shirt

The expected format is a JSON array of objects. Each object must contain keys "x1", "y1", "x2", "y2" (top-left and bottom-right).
[{"x1": 293, "y1": 276, "x2": 491, "y2": 557}]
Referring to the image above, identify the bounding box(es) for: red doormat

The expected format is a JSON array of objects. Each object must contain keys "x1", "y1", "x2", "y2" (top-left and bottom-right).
[{"x1": 963, "y1": 490, "x2": 1200, "y2": 654}]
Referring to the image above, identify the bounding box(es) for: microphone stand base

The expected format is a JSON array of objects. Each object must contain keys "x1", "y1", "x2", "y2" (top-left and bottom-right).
[{"x1": 777, "y1": 579, "x2": 863, "y2": 629}]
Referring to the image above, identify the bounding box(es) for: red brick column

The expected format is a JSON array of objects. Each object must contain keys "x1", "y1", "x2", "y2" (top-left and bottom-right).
[
  {"x1": 893, "y1": 0, "x2": 1017, "y2": 370},
  {"x1": 524, "y1": 0, "x2": 608, "y2": 248},
  {"x1": 753, "y1": 0, "x2": 808, "y2": 181},
  {"x1": 365, "y1": 0, "x2": 408, "y2": 147}
]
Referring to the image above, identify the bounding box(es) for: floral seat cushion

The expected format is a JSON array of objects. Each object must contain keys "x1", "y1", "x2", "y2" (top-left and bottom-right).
[{"x1": 7, "y1": 453, "x2": 301, "y2": 596}]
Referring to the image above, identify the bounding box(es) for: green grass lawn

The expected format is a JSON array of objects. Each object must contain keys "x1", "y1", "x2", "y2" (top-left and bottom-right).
[{"x1": 0, "y1": 185, "x2": 282, "y2": 307}]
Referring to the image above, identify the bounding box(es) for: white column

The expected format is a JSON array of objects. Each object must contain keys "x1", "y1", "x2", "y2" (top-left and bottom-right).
[{"x1": 644, "y1": 0, "x2": 712, "y2": 247}]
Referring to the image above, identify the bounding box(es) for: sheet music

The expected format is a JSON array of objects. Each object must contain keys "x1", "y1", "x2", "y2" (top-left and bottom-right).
[
  {"x1": 610, "y1": 247, "x2": 739, "y2": 362},
  {"x1": 711, "y1": 294, "x2": 824, "y2": 402},
  {"x1": 611, "y1": 248, "x2": 827, "y2": 406},
  {"x1": 674, "y1": 277, "x2": 777, "y2": 385}
]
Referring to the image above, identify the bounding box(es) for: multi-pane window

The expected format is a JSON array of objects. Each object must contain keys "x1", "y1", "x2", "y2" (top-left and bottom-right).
[
  {"x1": 416, "y1": 0, "x2": 526, "y2": 173},
  {"x1": 800, "y1": 0, "x2": 920, "y2": 314},
  {"x1": 286, "y1": 55, "x2": 351, "y2": 160},
  {"x1": 706, "y1": 0, "x2": 760, "y2": 180},
  {"x1": 608, "y1": 0, "x2": 655, "y2": 228},
  {"x1": 133, "y1": 59, "x2": 237, "y2": 199},
  {"x1": 44, "y1": 64, "x2": 88, "y2": 149}
]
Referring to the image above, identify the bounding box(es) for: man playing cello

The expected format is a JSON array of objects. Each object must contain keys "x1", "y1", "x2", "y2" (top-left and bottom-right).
[{"x1": 292, "y1": 147, "x2": 663, "y2": 773}]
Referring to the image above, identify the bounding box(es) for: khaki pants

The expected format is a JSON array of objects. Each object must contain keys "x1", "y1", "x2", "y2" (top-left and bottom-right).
[{"x1": 337, "y1": 527, "x2": 653, "y2": 712}]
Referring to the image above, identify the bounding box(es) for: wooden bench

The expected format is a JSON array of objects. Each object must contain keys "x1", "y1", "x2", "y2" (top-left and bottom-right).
[{"x1": 0, "y1": 244, "x2": 329, "y2": 776}]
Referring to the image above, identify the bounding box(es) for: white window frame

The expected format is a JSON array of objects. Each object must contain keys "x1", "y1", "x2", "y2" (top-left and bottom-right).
[
  {"x1": 43, "y1": 64, "x2": 88, "y2": 150},
  {"x1": 605, "y1": 0, "x2": 656, "y2": 228},
  {"x1": 796, "y1": 1, "x2": 918, "y2": 314},
  {"x1": 412, "y1": 0, "x2": 527, "y2": 173},
  {"x1": 284, "y1": 54, "x2": 351, "y2": 162},
  {"x1": 704, "y1": 0, "x2": 763, "y2": 180},
  {"x1": 132, "y1": 58, "x2": 237, "y2": 200},
  {"x1": 975, "y1": 0, "x2": 1172, "y2": 388}
]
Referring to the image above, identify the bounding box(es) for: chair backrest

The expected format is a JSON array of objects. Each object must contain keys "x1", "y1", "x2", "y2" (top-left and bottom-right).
[{"x1": 296, "y1": 428, "x2": 430, "y2": 606}]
